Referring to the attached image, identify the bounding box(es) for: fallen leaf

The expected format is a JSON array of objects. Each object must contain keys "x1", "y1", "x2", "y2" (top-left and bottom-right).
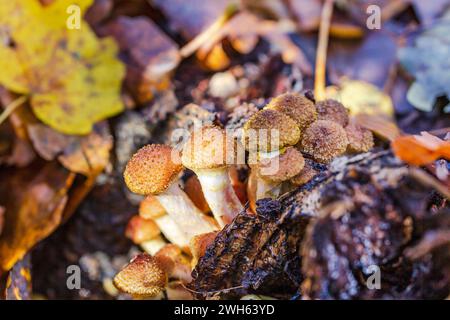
[
  {"x1": 0, "y1": 206, "x2": 4, "y2": 236},
  {"x1": 57, "y1": 122, "x2": 113, "y2": 176},
  {"x1": 0, "y1": 161, "x2": 75, "y2": 272},
  {"x1": 0, "y1": 89, "x2": 36, "y2": 167},
  {"x1": 392, "y1": 132, "x2": 450, "y2": 165},
  {"x1": 98, "y1": 16, "x2": 180, "y2": 104},
  {"x1": 0, "y1": 0, "x2": 125, "y2": 134},
  {"x1": 5, "y1": 254, "x2": 32, "y2": 300},
  {"x1": 328, "y1": 32, "x2": 397, "y2": 88},
  {"x1": 326, "y1": 79, "x2": 400, "y2": 141},
  {"x1": 398, "y1": 9, "x2": 450, "y2": 112},
  {"x1": 29, "y1": 122, "x2": 113, "y2": 177}
]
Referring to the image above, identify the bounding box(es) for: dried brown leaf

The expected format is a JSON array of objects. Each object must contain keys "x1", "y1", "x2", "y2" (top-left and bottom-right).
[
  {"x1": 98, "y1": 16, "x2": 180, "y2": 104},
  {"x1": 0, "y1": 161, "x2": 74, "y2": 272}
]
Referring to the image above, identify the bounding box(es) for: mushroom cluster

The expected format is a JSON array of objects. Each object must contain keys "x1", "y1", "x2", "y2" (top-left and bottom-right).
[
  {"x1": 115, "y1": 91, "x2": 374, "y2": 299},
  {"x1": 242, "y1": 93, "x2": 374, "y2": 207}
]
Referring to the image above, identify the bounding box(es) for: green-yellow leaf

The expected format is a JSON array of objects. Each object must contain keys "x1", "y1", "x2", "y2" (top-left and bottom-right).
[{"x1": 0, "y1": 0, "x2": 125, "y2": 135}]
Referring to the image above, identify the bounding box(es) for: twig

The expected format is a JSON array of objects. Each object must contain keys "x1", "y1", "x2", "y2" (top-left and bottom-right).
[
  {"x1": 314, "y1": 0, "x2": 334, "y2": 101},
  {"x1": 180, "y1": 4, "x2": 239, "y2": 58},
  {"x1": 409, "y1": 167, "x2": 450, "y2": 200},
  {"x1": 0, "y1": 95, "x2": 27, "y2": 126}
]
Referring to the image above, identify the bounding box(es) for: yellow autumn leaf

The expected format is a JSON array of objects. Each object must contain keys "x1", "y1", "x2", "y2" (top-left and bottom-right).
[
  {"x1": 325, "y1": 79, "x2": 395, "y2": 118},
  {"x1": 0, "y1": 0, "x2": 125, "y2": 135},
  {"x1": 325, "y1": 79, "x2": 400, "y2": 141}
]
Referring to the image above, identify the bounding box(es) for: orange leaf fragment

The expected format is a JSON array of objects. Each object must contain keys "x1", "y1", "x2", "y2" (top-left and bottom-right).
[{"x1": 392, "y1": 132, "x2": 450, "y2": 166}]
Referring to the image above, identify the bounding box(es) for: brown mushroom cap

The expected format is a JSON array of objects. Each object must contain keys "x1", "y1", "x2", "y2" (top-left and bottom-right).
[
  {"x1": 299, "y1": 120, "x2": 349, "y2": 163},
  {"x1": 124, "y1": 144, "x2": 183, "y2": 195},
  {"x1": 316, "y1": 99, "x2": 349, "y2": 127},
  {"x1": 290, "y1": 159, "x2": 318, "y2": 186},
  {"x1": 345, "y1": 122, "x2": 374, "y2": 153},
  {"x1": 113, "y1": 253, "x2": 167, "y2": 298},
  {"x1": 266, "y1": 93, "x2": 317, "y2": 131},
  {"x1": 182, "y1": 125, "x2": 237, "y2": 170},
  {"x1": 242, "y1": 109, "x2": 300, "y2": 152},
  {"x1": 139, "y1": 196, "x2": 166, "y2": 220},
  {"x1": 256, "y1": 147, "x2": 305, "y2": 183},
  {"x1": 125, "y1": 215, "x2": 161, "y2": 244}
]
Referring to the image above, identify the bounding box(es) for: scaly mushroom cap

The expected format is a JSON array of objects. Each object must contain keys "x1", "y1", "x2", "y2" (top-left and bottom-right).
[
  {"x1": 242, "y1": 109, "x2": 300, "y2": 152},
  {"x1": 139, "y1": 195, "x2": 166, "y2": 220},
  {"x1": 266, "y1": 93, "x2": 317, "y2": 131},
  {"x1": 345, "y1": 122, "x2": 374, "y2": 153},
  {"x1": 299, "y1": 120, "x2": 349, "y2": 163},
  {"x1": 290, "y1": 159, "x2": 318, "y2": 186},
  {"x1": 316, "y1": 99, "x2": 349, "y2": 127},
  {"x1": 182, "y1": 125, "x2": 237, "y2": 170},
  {"x1": 256, "y1": 146, "x2": 305, "y2": 183},
  {"x1": 124, "y1": 144, "x2": 183, "y2": 195},
  {"x1": 113, "y1": 253, "x2": 167, "y2": 298},
  {"x1": 125, "y1": 215, "x2": 161, "y2": 244}
]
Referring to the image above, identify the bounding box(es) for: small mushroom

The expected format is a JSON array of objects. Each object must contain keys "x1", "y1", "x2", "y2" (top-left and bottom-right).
[
  {"x1": 124, "y1": 144, "x2": 217, "y2": 240},
  {"x1": 345, "y1": 122, "x2": 374, "y2": 153},
  {"x1": 315, "y1": 99, "x2": 349, "y2": 127},
  {"x1": 139, "y1": 195, "x2": 190, "y2": 249},
  {"x1": 299, "y1": 120, "x2": 349, "y2": 163},
  {"x1": 242, "y1": 109, "x2": 300, "y2": 156},
  {"x1": 125, "y1": 215, "x2": 160, "y2": 244},
  {"x1": 265, "y1": 92, "x2": 317, "y2": 132},
  {"x1": 154, "y1": 244, "x2": 192, "y2": 284},
  {"x1": 254, "y1": 146, "x2": 305, "y2": 199},
  {"x1": 242, "y1": 109, "x2": 302, "y2": 200},
  {"x1": 182, "y1": 126, "x2": 244, "y2": 227},
  {"x1": 290, "y1": 159, "x2": 319, "y2": 186},
  {"x1": 113, "y1": 253, "x2": 167, "y2": 298}
]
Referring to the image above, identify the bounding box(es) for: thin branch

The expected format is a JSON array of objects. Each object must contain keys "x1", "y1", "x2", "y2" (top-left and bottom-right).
[
  {"x1": 0, "y1": 95, "x2": 28, "y2": 126},
  {"x1": 409, "y1": 167, "x2": 450, "y2": 200},
  {"x1": 180, "y1": 4, "x2": 239, "y2": 58},
  {"x1": 314, "y1": 0, "x2": 334, "y2": 101}
]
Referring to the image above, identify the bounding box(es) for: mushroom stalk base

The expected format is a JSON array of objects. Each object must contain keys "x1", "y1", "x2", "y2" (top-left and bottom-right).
[
  {"x1": 256, "y1": 179, "x2": 281, "y2": 200},
  {"x1": 195, "y1": 168, "x2": 244, "y2": 227},
  {"x1": 156, "y1": 183, "x2": 217, "y2": 240}
]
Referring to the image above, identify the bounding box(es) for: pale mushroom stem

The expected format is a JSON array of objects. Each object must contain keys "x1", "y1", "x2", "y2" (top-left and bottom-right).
[
  {"x1": 141, "y1": 236, "x2": 167, "y2": 256},
  {"x1": 156, "y1": 183, "x2": 217, "y2": 239},
  {"x1": 153, "y1": 215, "x2": 190, "y2": 249},
  {"x1": 256, "y1": 179, "x2": 281, "y2": 200},
  {"x1": 195, "y1": 168, "x2": 243, "y2": 227}
]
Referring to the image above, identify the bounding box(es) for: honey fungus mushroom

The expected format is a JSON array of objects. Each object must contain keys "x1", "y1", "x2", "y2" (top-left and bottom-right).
[
  {"x1": 182, "y1": 125, "x2": 243, "y2": 227},
  {"x1": 242, "y1": 109, "x2": 302, "y2": 201},
  {"x1": 316, "y1": 99, "x2": 349, "y2": 127},
  {"x1": 124, "y1": 144, "x2": 217, "y2": 240},
  {"x1": 345, "y1": 122, "x2": 374, "y2": 153},
  {"x1": 299, "y1": 120, "x2": 349, "y2": 163},
  {"x1": 113, "y1": 253, "x2": 167, "y2": 298},
  {"x1": 265, "y1": 92, "x2": 317, "y2": 132},
  {"x1": 255, "y1": 146, "x2": 305, "y2": 199},
  {"x1": 242, "y1": 109, "x2": 300, "y2": 155}
]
